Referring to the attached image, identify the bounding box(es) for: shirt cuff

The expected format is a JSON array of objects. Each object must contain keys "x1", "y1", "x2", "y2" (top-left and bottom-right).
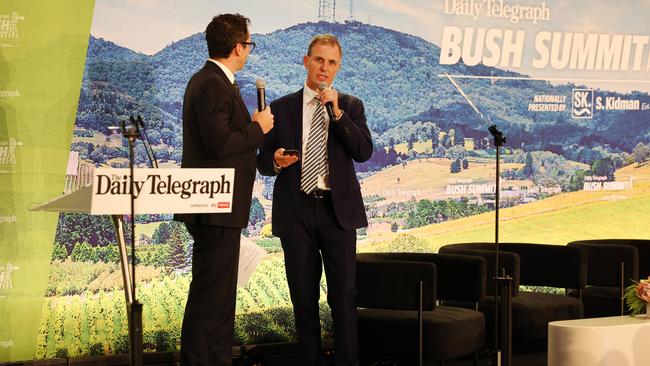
[{"x1": 272, "y1": 159, "x2": 281, "y2": 174}]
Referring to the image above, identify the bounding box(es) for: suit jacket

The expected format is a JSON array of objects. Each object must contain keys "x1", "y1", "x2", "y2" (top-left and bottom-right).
[
  {"x1": 257, "y1": 89, "x2": 373, "y2": 237},
  {"x1": 174, "y1": 61, "x2": 264, "y2": 229}
]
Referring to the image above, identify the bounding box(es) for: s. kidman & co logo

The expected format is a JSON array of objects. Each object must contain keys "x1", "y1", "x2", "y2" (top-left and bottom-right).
[
  {"x1": 0, "y1": 11, "x2": 24, "y2": 46},
  {"x1": 572, "y1": 88, "x2": 594, "y2": 119},
  {"x1": 571, "y1": 88, "x2": 642, "y2": 119}
]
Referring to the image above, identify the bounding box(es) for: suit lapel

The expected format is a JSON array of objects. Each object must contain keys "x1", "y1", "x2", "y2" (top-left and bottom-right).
[
  {"x1": 231, "y1": 84, "x2": 249, "y2": 118},
  {"x1": 292, "y1": 89, "x2": 304, "y2": 154}
]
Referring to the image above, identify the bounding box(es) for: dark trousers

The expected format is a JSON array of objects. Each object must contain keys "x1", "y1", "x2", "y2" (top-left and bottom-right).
[
  {"x1": 280, "y1": 193, "x2": 359, "y2": 366},
  {"x1": 181, "y1": 224, "x2": 241, "y2": 366}
]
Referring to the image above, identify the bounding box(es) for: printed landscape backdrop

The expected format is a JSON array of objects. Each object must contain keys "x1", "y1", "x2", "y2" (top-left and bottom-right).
[{"x1": 2, "y1": 0, "x2": 650, "y2": 361}]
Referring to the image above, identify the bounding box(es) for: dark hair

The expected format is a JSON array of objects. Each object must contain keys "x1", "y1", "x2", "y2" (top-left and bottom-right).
[
  {"x1": 307, "y1": 34, "x2": 342, "y2": 57},
  {"x1": 205, "y1": 13, "x2": 250, "y2": 59}
]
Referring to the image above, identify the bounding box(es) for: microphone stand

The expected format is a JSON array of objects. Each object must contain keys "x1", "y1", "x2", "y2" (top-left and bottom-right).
[
  {"x1": 132, "y1": 115, "x2": 158, "y2": 168},
  {"x1": 444, "y1": 74, "x2": 512, "y2": 366},
  {"x1": 489, "y1": 124, "x2": 513, "y2": 366},
  {"x1": 120, "y1": 119, "x2": 143, "y2": 366}
]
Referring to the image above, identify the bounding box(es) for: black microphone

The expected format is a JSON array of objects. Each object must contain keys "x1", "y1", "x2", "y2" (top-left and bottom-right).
[
  {"x1": 256, "y1": 79, "x2": 266, "y2": 112},
  {"x1": 318, "y1": 82, "x2": 336, "y2": 121}
]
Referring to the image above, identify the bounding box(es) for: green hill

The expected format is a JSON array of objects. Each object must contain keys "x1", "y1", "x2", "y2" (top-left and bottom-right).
[
  {"x1": 363, "y1": 163, "x2": 650, "y2": 251},
  {"x1": 363, "y1": 193, "x2": 650, "y2": 253}
]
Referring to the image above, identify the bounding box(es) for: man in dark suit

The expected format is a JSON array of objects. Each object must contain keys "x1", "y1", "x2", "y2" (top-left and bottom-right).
[
  {"x1": 257, "y1": 34, "x2": 372, "y2": 366},
  {"x1": 173, "y1": 13, "x2": 274, "y2": 366}
]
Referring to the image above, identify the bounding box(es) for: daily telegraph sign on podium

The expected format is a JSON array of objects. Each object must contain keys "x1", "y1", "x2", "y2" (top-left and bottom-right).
[{"x1": 91, "y1": 168, "x2": 234, "y2": 215}]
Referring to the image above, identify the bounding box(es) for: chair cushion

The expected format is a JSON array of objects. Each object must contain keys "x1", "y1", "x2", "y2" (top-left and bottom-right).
[
  {"x1": 512, "y1": 292, "x2": 583, "y2": 339},
  {"x1": 479, "y1": 291, "x2": 583, "y2": 345},
  {"x1": 358, "y1": 306, "x2": 485, "y2": 362}
]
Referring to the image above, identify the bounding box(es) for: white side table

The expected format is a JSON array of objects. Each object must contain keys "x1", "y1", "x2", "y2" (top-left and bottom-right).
[{"x1": 548, "y1": 316, "x2": 650, "y2": 366}]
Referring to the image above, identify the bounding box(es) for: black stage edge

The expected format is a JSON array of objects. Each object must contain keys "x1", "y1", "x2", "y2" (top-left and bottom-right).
[
  {"x1": 0, "y1": 343, "x2": 547, "y2": 366},
  {"x1": 0, "y1": 340, "x2": 333, "y2": 366},
  {"x1": 0, "y1": 351, "x2": 177, "y2": 366}
]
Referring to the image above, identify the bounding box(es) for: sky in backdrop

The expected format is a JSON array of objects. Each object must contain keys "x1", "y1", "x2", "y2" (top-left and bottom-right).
[{"x1": 90, "y1": 0, "x2": 650, "y2": 93}]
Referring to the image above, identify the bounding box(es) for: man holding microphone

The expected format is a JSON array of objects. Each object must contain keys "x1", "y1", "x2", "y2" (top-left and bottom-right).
[
  {"x1": 174, "y1": 13, "x2": 273, "y2": 366},
  {"x1": 257, "y1": 34, "x2": 372, "y2": 366}
]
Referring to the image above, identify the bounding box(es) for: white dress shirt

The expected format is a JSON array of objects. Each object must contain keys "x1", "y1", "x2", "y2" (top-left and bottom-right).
[
  {"x1": 301, "y1": 84, "x2": 331, "y2": 190},
  {"x1": 208, "y1": 59, "x2": 235, "y2": 85}
]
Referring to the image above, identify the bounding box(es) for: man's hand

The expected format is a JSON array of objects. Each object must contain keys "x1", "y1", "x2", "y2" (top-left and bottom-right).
[
  {"x1": 253, "y1": 107, "x2": 274, "y2": 134},
  {"x1": 319, "y1": 87, "x2": 342, "y2": 119},
  {"x1": 274, "y1": 148, "x2": 300, "y2": 168}
]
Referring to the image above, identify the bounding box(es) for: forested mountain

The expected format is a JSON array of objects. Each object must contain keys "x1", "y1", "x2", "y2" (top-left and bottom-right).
[
  {"x1": 77, "y1": 21, "x2": 650, "y2": 163},
  {"x1": 86, "y1": 36, "x2": 147, "y2": 62}
]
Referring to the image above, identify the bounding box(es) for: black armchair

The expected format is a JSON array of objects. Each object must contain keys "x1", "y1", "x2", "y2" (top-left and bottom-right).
[
  {"x1": 439, "y1": 242, "x2": 587, "y2": 351},
  {"x1": 356, "y1": 252, "x2": 487, "y2": 365},
  {"x1": 567, "y1": 240, "x2": 640, "y2": 317},
  {"x1": 568, "y1": 239, "x2": 649, "y2": 277}
]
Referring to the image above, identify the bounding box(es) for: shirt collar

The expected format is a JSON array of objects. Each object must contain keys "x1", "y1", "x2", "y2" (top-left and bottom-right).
[
  {"x1": 303, "y1": 83, "x2": 319, "y2": 104},
  {"x1": 208, "y1": 59, "x2": 236, "y2": 85}
]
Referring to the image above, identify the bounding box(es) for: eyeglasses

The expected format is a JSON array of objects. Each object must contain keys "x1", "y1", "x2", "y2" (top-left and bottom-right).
[{"x1": 239, "y1": 41, "x2": 256, "y2": 52}]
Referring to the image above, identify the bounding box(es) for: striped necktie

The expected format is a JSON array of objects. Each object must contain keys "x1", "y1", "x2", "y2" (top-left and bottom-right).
[{"x1": 300, "y1": 99, "x2": 327, "y2": 194}]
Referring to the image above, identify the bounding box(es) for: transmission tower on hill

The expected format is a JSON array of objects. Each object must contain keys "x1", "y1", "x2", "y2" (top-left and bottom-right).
[
  {"x1": 318, "y1": 0, "x2": 337, "y2": 22},
  {"x1": 348, "y1": 0, "x2": 354, "y2": 21}
]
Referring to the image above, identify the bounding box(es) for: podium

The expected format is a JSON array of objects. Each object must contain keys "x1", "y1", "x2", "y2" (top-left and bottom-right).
[
  {"x1": 32, "y1": 185, "x2": 143, "y2": 365},
  {"x1": 31, "y1": 168, "x2": 250, "y2": 366}
]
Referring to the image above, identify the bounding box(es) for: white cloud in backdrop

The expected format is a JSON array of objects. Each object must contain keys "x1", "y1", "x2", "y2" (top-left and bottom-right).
[{"x1": 90, "y1": 0, "x2": 650, "y2": 92}]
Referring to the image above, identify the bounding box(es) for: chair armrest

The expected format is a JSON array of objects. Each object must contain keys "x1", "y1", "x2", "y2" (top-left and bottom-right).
[
  {"x1": 569, "y1": 239, "x2": 650, "y2": 279},
  {"x1": 568, "y1": 242, "x2": 639, "y2": 287},
  {"x1": 438, "y1": 244, "x2": 519, "y2": 297},
  {"x1": 356, "y1": 257, "x2": 436, "y2": 311},
  {"x1": 500, "y1": 243, "x2": 587, "y2": 289},
  {"x1": 358, "y1": 252, "x2": 486, "y2": 303}
]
